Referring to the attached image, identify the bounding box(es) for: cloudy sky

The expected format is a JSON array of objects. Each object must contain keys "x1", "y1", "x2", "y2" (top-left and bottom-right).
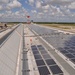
[{"x1": 0, "y1": 0, "x2": 75, "y2": 22}]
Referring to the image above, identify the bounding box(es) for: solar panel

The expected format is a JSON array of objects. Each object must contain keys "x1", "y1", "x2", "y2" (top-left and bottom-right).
[
  {"x1": 31, "y1": 45, "x2": 38, "y2": 51},
  {"x1": 58, "y1": 47, "x2": 64, "y2": 51},
  {"x1": 46, "y1": 59, "x2": 56, "y2": 66},
  {"x1": 68, "y1": 50, "x2": 75, "y2": 53},
  {"x1": 60, "y1": 50, "x2": 69, "y2": 54},
  {"x1": 65, "y1": 54, "x2": 74, "y2": 58},
  {"x1": 37, "y1": 45, "x2": 45, "y2": 51},
  {"x1": 31, "y1": 45, "x2": 36, "y2": 48},
  {"x1": 42, "y1": 54, "x2": 51, "y2": 59},
  {"x1": 70, "y1": 47, "x2": 75, "y2": 49},
  {"x1": 34, "y1": 55, "x2": 42, "y2": 60},
  {"x1": 38, "y1": 66, "x2": 50, "y2": 75},
  {"x1": 73, "y1": 54, "x2": 75, "y2": 56},
  {"x1": 33, "y1": 51, "x2": 40, "y2": 55},
  {"x1": 31, "y1": 47, "x2": 38, "y2": 51},
  {"x1": 37, "y1": 45, "x2": 43, "y2": 47},
  {"x1": 64, "y1": 47, "x2": 70, "y2": 49},
  {"x1": 49, "y1": 65, "x2": 63, "y2": 74},
  {"x1": 31, "y1": 44, "x2": 63, "y2": 75},
  {"x1": 36, "y1": 59, "x2": 45, "y2": 66},
  {"x1": 70, "y1": 58, "x2": 75, "y2": 64}
]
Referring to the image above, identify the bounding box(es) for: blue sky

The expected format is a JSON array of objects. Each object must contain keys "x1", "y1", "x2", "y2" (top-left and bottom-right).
[{"x1": 0, "y1": 0, "x2": 75, "y2": 22}]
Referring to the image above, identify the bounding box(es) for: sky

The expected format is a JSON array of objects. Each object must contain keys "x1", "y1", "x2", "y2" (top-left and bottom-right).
[{"x1": 0, "y1": 0, "x2": 75, "y2": 22}]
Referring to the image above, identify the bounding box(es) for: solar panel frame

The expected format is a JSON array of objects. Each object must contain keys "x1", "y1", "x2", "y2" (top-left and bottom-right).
[
  {"x1": 38, "y1": 66, "x2": 50, "y2": 75},
  {"x1": 46, "y1": 59, "x2": 56, "y2": 66},
  {"x1": 34, "y1": 54, "x2": 42, "y2": 60},
  {"x1": 31, "y1": 47, "x2": 38, "y2": 51},
  {"x1": 70, "y1": 58, "x2": 75, "y2": 64},
  {"x1": 60, "y1": 50, "x2": 69, "y2": 54},
  {"x1": 37, "y1": 45, "x2": 43, "y2": 47},
  {"x1": 64, "y1": 47, "x2": 70, "y2": 50},
  {"x1": 68, "y1": 50, "x2": 75, "y2": 53},
  {"x1": 65, "y1": 54, "x2": 75, "y2": 59},
  {"x1": 73, "y1": 54, "x2": 75, "y2": 56},
  {"x1": 31, "y1": 45, "x2": 36, "y2": 48},
  {"x1": 49, "y1": 65, "x2": 63, "y2": 74},
  {"x1": 36, "y1": 59, "x2": 45, "y2": 66},
  {"x1": 31, "y1": 44, "x2": 63, "y2": 75},
  {"x1": 70, "y1": 46, "x2": 75, "y2": 49},
  {"x1": 37, "y1": 45, "x2": 46, "y2": 51},
  {"x1": 32, "y1": 50, "x2": 40, "y2": 55}
]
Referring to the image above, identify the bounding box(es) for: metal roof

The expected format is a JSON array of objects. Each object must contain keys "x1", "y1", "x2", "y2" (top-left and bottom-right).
[{"x1": 0, "y1": 24, "x2": 23, "y2": 75}]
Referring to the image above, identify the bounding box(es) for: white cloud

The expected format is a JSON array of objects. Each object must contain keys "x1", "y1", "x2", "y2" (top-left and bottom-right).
[
  {"x1": 0, "y1": 13, "x2": 4, "y2": 17},
  {"x1": 28, "y1": 0, "x2": 34, "y2": 6},
  {"x1": 31, "y1": 10, "x2": 37, "y2": 13},
  {"x1": 38, "y1": 12, "x2": 43, "y2": 15},
  {"x1": 44, "y1": 0, "x2": 72, "y2": 6},
  {"x1": 0, "y1": 0, "x2": 9, "y2": 4},
  {"x1": 43, "y1": 4, "x2": 49, "y2": 9},
  {"x1": 7, "y1": 0, "x2": 22, "y2": 9},
  {"x1": 68, "y1": 2, "x2": 75, "y2": 9},
  {"x1": 0, "y1": 0, "x2": 75, "y2": 22},
  {"x1": 1, "y1": 7, "x2": 28, "y2": 19},
  {"x1": 0, "y1": 5, "x2": 3, "y2": 10},
  {"x1": 36, "y1": 1, "x2": 42, "y2": 8},
  {"x1": 28, "y1": 0, "x2": 34, "y2": 4},
  {"x1": 43, "y1": 10, "x2": 48, "y2": 13},
  {"x1": 6, "y1": 11, "x2": 12, "y2": 14}
]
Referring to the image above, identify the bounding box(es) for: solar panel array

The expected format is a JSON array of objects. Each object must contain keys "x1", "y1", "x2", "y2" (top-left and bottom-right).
[
  {"x1": 31, "y1": 45, "x2": 63, "y2": 75},
  {"x1": 58, "y1": 36, "x2": 75, "y2": 64},
  {"x1": 29, "y1": 25, "x2": 75, "y2": 64}
]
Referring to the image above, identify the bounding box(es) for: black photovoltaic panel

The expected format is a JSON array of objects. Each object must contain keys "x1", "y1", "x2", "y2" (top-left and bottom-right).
[
  {"x1": 37, "y1": 45, "x2": 43, "y2": 47},
  {"x1": 60, "y1": 50, "x2": 69, "y2": 54},
  {"x1": 42, "y1": 54, "x2": 51, "y2": 59},
  {"x1": 31, "y1": 45, "x2": 38, "y2": 51},
  {"x1": 58, "y1": 47, "x2": 66, "y2": 51},
  {"x1": 36, "y1": 59, "x2": 45, "y2": 66},
  {"x1": 68, "y1": 50, "x2": 75, "y2": 53},
  {"x1": 37, "y1": 46, "x2": 45, "y2": 51},
  {"x1": 49, "y1": 65, "x2": 63, "y2": 74},
  {"x1": 31, "y1": 45, "x2": 63, "y2": 75},
  {"x1": 38, "y1": 66, "x2": 50, "y2": 75},
  {"x1": 33, "y1": 51, "x2": 40, "y2": 55},
  {"x1": 34, "y1": 54, "x2": 42, "y2": 60},
  {"x1": 31, "y1": 45, "x2": 36, "y2": 48},
  {"x1": 70, "y1": 58, "x2": 75, "y2": 64},
  {"x1": 31, "y1": 47, "x2": 38, "y2": 51},
  {"x1": 65, "y1": 54, "x2": 75, "y2": 58},
  {"x1": 70, "y1": 46, "x2": 75, "y2": 49},
  {"x1": 73, "y1": 54, "x2": 75, "y2": 56},
  {"x1": 64, "y1": 47, "x2": 70, "y2": 49},
  {"x1": 46, "y1": 59, "x2": 56, "y2": 66}
]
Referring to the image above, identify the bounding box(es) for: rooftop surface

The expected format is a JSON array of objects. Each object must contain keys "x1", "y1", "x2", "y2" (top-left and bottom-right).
[{"x1": 0, "y1": 24, "x2": 75, "y2": 75}]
